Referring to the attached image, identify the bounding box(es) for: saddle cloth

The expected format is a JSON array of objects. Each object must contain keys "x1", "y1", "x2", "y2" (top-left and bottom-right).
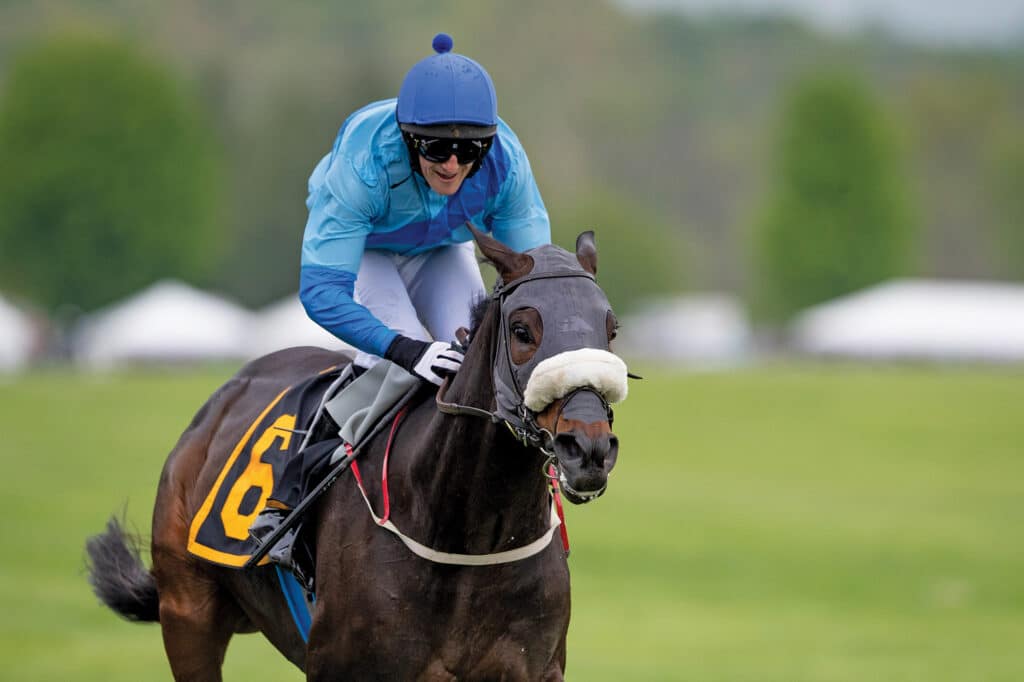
[{"x1": 187, "y1": 365, "x2": 347, "y2": 567}]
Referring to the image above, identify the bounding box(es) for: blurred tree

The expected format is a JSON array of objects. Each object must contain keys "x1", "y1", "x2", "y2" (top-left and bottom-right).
[
  {"x1": 752, "y1": 71, "x2": 914, "y2": 321},
  {"x1": 213, "y1": 67, "x2": 392, "y2": 307},
  {"x1": 0, "y1": 34, "x2": 222, "y2": 312},
  {"x1": 550, "y1": 190, "x2": 686, "y2": 314},
  {"x1": 987, "y1": 134, "x2": 1024, "y2": 280},
  {"x1": 898, "y1": 70, "x2": 1010, "y2": 279}
]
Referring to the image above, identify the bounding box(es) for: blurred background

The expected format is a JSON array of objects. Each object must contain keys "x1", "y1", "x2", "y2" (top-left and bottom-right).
[{"x1": 1, "y1": 1, "x2": 1022, "y2": 680}]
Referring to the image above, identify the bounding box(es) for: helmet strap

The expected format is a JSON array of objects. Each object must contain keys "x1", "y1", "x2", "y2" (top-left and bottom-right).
[{"x1": 402, "y1": 134, "x2": 424, "y2": 178}]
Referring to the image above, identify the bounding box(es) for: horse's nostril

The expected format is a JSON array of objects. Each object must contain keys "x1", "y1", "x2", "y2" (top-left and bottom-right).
[
  {"x1": 554, "y1": 432, "x2": 586, "y2": 461},
  {"x1": 555, "y1": 431, "x2": 616, "y2": 471},
  {"x1": 604, "y1": 434, "x2": 619, "y2": 472}
]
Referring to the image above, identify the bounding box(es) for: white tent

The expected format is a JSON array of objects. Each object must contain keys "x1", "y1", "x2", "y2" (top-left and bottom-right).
[
  {"x1": 74, "y1": 280, "x2": 253, "y2": 369},
  {"x1": 616, "y1": 293, "x2": 752, "y2": 367},
  {"x1": 791, "y1": 279, "x2": 1024, "y2": 362},
  {"x1": 0, "y1": 293, "x2": 35, "y2": 373},
  {"x1": 244, "y1": 294, "x2": 352, "y2": 359}
]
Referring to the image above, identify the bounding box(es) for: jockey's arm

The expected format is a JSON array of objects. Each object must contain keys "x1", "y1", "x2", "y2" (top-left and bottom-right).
[
  {"x1": 300, "y1": 157, "x2": 397, "y2": 357},
  {"x1": 299, "y1": 267, "x2": 396, "y2": 356},
  {"x1": 487, "y1": 139, "x2": 552, "y2": 251}
]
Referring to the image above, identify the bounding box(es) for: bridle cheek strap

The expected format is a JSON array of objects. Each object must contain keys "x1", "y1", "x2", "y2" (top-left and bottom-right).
[{"x1": 523, "y1": 348, "x2": 628, "y2": 413}]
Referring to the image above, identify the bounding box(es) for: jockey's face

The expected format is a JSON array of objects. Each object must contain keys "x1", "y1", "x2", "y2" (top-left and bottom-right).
[{"x1": 418, "y1": 153, "x2": 472, "y2": 196}]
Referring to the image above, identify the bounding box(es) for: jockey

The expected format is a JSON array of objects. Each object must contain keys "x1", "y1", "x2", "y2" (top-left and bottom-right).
[
  {"x1": 300, "y1": 32, "x2": 551, "y2": 384},
  {"x1": 249, "y1": 34, "x2": 550, "y2": 571}
]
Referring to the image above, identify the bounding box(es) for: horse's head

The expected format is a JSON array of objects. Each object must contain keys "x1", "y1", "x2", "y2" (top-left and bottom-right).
[{"x1": 469, "y1": 225, "x2": 627, "y2": 504}]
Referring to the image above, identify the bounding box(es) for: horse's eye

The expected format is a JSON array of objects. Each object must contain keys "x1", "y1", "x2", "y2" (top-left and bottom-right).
[
  {"x1": 606, "y1": 311, "x2": 619, "y2": 341},
  {"x1": 511, "y1": 324, "x2": 534, "y2": 344}
]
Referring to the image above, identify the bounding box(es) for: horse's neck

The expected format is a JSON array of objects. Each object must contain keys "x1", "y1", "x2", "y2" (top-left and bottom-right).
[{"x1": 403, "y1": 311, "x2": 552, "y2": 549}]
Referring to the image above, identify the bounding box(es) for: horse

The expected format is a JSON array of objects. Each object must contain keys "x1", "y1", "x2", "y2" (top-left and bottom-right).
[{"x1": 85, "y1": 226, "x2": 626, "y2": 681}]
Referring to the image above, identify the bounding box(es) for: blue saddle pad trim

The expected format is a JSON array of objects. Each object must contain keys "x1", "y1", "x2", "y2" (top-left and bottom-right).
[{"x1": 275, "y1": 566, "x2": 315, "y2": 642}]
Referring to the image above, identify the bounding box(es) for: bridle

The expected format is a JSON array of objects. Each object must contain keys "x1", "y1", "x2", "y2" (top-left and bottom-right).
[
  {"x1": 435, "y1": 266, "x2": 616, "y2": 478},
  {"x1": 437, "y1": 380, "x2": 559, "y2": 454},
  {"x1": 341, "y1": 254, "x2": 625, "y2": 567}
]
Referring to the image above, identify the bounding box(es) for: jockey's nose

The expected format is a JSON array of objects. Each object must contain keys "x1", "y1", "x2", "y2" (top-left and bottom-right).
[{"x1": 440, "y1": 154, "x2": 460, "y2": 170}]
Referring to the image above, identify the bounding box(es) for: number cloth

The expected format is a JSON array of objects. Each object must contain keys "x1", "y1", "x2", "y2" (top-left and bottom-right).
[{"x1": 187, "y1": 367, "x2": 344, "y2": 567}]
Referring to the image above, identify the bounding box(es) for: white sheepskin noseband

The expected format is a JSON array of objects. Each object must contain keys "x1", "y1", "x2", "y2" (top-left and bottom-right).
[{"x1": 522, "y1": 348, "x2": 628, "y2": 412}]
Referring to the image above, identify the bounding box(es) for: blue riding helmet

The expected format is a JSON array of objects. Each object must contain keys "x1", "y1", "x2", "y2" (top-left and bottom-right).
[{"x1": 396, "y1": 33, "x2": 498, "y2": 138}]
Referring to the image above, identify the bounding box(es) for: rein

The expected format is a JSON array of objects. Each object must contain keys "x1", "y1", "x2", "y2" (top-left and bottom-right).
[{"x1": 436, "y1": 376, "x2": 555, "y2": 454}]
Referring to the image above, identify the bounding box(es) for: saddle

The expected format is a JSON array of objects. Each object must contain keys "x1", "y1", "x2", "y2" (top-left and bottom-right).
[{"x1": 186, "y1": 359, "x2": 418, "y2": 587}]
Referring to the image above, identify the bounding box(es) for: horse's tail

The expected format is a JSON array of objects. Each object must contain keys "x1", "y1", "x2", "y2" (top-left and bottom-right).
[{"x1": 84, "y1": 516, "x2": 160, "y2": 623}]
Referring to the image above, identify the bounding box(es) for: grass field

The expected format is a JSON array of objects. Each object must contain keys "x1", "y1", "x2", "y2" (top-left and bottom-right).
[{"x1": 1, "y1": 363, "x2": 1022, "y2": 681}]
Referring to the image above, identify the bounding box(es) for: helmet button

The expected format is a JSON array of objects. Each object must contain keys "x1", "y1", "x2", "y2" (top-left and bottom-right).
[{"x1": 432, "y1": 33, "x2": 453, "y2": 54}]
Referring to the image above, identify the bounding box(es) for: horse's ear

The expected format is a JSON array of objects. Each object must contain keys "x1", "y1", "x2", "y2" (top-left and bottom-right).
[
  {"x1": 576, "y1": 230, "x2": 598, "y2": 276},
  {"x1": 467, "y1": 222, "x2": 534, "y2": 282}
]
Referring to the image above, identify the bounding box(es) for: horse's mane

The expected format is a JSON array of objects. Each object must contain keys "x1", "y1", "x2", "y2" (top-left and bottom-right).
[
  {"x1": 468, "y1": 294, "x2": 491, "y2": 339},
  {"x1": 453, "y1": 294, "x2": 498, "y2": 393}
]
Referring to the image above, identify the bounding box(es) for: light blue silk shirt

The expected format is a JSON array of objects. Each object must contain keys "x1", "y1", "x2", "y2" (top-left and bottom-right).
[{"x1": 300, "y1": 99, "x2": 550, "y2": 356}]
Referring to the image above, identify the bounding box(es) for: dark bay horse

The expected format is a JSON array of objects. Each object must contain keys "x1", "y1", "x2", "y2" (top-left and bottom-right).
[{"x1": 85, "y1": 227, "x2": 625, "y2": 681}]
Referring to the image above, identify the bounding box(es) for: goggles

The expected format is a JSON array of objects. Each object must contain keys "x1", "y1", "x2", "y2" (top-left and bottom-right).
[{"x1": 406, "y1": 133, "x2": 494, "y2": 165}]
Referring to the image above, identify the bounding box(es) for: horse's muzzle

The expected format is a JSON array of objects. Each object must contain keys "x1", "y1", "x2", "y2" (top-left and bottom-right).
[{"x1": 551, "y1": 390, "x2": 619, "y2": 504}]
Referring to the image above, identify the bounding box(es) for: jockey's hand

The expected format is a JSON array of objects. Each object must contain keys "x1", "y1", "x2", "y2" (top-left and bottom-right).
[{"x1": 385, "y1": 336, "x2": 464, "y2": 386}]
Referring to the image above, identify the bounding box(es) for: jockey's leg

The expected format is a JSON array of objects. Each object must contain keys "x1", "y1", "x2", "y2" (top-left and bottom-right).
[
  {"x1": 403, "y1": 241, "x2": 486, "y2": 343},
  {"x1": 352, "y1": 249, "x2": 430, "y2": 370}
]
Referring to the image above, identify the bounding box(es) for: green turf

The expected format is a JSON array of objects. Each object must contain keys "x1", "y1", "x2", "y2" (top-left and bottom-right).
[{"x1": 1, "y1": 364, "x2": 1021, "y2": 680}]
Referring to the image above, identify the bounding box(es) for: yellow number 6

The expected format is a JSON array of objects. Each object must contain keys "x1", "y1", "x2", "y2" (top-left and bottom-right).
[{"x1": 220, "y1": 413, "x2": 296, "y2": 540}]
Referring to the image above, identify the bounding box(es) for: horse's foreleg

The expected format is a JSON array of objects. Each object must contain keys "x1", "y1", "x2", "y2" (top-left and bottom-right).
[{"x1": 538, "y1": 635, "x2": 567, "y2": 681}]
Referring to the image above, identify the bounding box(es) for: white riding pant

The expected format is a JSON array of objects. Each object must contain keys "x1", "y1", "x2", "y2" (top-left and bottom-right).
[{"x1": 353, "y1": 241, "x2": 485, "y2": 369}]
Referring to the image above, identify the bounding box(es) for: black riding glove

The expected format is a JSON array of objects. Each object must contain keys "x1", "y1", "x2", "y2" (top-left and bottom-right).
[{"x1": 385, "y1": 336, "x2": 464, "y2": 386}]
